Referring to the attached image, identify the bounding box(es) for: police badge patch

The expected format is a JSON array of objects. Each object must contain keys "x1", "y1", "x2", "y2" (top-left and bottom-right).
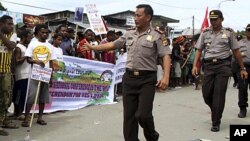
[{"x1": 161, "y1": 34, "x2": 168, "y2": 46}]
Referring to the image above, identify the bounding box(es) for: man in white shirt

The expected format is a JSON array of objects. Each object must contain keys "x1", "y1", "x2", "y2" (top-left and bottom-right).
[{"x1": 22, "y1": 24, "x2": 56, "y2": 127}]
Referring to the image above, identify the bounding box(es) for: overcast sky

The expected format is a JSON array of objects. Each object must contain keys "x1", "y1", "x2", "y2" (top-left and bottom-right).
[{"x1": 1, "y1": 0, "x2": 249, "y2": 31}]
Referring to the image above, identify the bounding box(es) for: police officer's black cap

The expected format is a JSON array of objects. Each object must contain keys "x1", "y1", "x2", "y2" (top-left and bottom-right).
[
  {"x1": 209, "y1": 10, "x2": 223, "y2": 19},
  {"x1": 246, "y1": 24, "x2": 250, "y2": 30}
]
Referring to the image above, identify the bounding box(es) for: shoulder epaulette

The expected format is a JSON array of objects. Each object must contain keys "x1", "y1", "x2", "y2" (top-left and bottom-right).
[
  {"x1": 155, "y1": 28, "x2": 164, "y2": 34},
  {"x1": 126, "y1": 27, "x2": 136, "y2": 31},
  {"x1": 225, "y1": 27, "x2": 234, "y2": 32}
]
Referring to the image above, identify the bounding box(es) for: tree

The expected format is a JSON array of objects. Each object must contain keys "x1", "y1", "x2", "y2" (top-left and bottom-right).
[{"x1": 0, "y1": 2, "x2": 7, "y2": 11}]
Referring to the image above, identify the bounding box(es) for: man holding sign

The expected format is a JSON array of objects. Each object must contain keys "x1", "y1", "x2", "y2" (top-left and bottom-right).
[{"x1": 22, "y1": 24, "x2": 56, "y2": 127}]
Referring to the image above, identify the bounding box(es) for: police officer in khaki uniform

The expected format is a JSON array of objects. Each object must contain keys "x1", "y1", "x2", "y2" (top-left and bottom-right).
[
  {"x1": 83, "y1": 4, "x2": 171, "y2": 141},
  {"x1": 237, "y1": 24, "x2": 250, "y2": 118},
  {"x1": 192, "y1": 10, "x2": 248, "y2": 132}
]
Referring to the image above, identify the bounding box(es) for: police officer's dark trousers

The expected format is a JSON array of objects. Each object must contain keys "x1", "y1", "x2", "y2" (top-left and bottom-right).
[
  {"x1": 202, "y1": 60, "x2": 231, "y2": 126},
  {"x1": 238, "y1": 66, "x2": 250, "y2": 108},
  {"x1": 122, "y1": 71, "x2": 159, "y2": 141}
]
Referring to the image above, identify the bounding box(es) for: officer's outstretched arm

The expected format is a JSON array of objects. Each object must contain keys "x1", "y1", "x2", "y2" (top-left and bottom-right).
[{"x1": 83, "y1": 42, "x2": 116, "y2": 52}]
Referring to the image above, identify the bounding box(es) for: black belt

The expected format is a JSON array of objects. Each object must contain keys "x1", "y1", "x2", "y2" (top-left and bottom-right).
[
  {"x1": 126, "y1": 68, "x2": 156, "y2": 76},
  {"x1": 203, "y1": 57, "x2": 231, "y2": 63}
]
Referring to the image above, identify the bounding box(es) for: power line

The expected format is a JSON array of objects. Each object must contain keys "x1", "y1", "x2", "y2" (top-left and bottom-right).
[
  {"x1": 145, "y1": 0, "x2": 204, "y2": 10},
  {"x1": 2, "y1": 0, "x2": 59, "y2": 11}
]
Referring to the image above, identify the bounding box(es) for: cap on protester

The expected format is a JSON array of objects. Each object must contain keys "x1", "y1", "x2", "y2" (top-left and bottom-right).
[
  {"x1": 246, "y1": 24, "x2": 250, "y2": 31},
  {"x1": 175, "y1": 35, "x2": 186, "y2": 44},
  {"x1": 16, "y1": 22, "x2": 26, "y2": 29},
  {"x1": 209, "y1": 10, "x2": 223, "y2": 19}
]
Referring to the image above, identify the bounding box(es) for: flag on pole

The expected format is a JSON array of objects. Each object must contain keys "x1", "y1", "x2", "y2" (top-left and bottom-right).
[{"x1": 200, "y1": 7, "x2": 209, "y2": 31}]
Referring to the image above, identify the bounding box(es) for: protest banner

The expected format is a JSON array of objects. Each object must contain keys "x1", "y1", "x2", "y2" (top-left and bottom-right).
[
  {"x1": 113, "y1": 53, "x2": 127, "y2": 84},
  {"x1": 46, "y1": 55, "x2": 115, "y2": 113}
]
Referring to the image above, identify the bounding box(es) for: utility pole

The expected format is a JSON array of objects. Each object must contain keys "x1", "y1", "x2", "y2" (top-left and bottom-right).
[{"x1": 192, "y1": 16, "x2": 194, "y2": 37}]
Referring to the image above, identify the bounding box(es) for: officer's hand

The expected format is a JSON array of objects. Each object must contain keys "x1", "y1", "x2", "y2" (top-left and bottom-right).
[
  {"x1": 156, "y1": 77, "x2": 169, "y2": 90},
  {"x1": 192, "y1": 66, "x2": 198, "y2": 76},
  {"x1": 81, "y1": 42, "x2": 92, "y2": 51},
  {"x1": 240, "y1": 70, "x2": 248, "y2": 79}
]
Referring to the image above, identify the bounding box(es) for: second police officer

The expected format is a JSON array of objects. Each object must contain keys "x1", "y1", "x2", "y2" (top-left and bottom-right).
[
  {"x1": 237, "y1": 24, "x2": 250, "y2": 118},
  {"x1": 192, "y1": 10, "x2": 248, "y2": 132}
]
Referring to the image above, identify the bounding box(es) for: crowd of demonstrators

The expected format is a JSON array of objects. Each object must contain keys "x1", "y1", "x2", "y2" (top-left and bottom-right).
[
  {"x1": 0, "y1": 12, "x2": 128, "y2": 136},
  {"x1": 168, "y1": 35, "x2": 203, "y2": 90}
]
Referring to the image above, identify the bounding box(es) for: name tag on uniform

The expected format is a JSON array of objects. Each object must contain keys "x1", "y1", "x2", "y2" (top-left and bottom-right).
[{"x1": 146, "y1": 35, "x2": 153, "y2": 42}]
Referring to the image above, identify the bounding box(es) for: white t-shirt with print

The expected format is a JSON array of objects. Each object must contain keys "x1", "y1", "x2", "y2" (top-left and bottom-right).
[
  {"x1": 25, "y1": 40, "x2": 56, "y2": 68},
  {"x1": 53, "y1": 46, "x2": 63, "y2": 61}
]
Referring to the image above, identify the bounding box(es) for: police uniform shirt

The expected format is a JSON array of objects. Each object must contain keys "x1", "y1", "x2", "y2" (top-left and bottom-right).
[
  {"x1": 113, "y1": 27, "x2": 171, "y2": 71},
  {"x1": 195, "y1": 27, "x2": 239, "y2": 60},
  {"x1": 238, "y1": 38, "x2": 250, "y2": 64}
]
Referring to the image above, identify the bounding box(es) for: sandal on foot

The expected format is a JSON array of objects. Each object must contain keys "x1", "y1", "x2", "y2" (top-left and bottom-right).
[
  {"x1": 21, "y1": 121, "x2": 30, "y2": 127},
  {"x1": 0, "y1": 129, "x2": 9, "y2": 136},
  {"x1": 37, "y1": 119, "x2": 47, "y2": 125}
]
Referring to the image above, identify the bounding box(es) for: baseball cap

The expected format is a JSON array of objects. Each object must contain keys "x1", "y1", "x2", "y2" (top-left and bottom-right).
[
  {"x1": 16, "y1": 22, "x2": 26, "y2": 29},
  {"x1": 209, "y1": 10, "x2": 223, "y2": 19}
]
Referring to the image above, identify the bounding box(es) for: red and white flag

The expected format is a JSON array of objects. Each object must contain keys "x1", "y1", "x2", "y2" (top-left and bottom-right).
[{"x1": 200, "y1": 7, "x2": 209, "y2": 31}]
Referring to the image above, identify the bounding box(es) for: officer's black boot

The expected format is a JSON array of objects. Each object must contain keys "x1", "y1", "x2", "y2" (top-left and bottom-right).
[
  {"x1": 211, "y1": 125, "x2": 220, "y2": 132},
  {"x1": 238, "y1": 107, "x2": 247, "y2": 118}
]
